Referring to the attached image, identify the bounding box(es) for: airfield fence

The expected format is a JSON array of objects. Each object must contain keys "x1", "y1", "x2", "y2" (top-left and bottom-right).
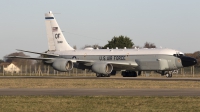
[{"x1": 0, "y1": 65, "x2": 200, "y2": 77}]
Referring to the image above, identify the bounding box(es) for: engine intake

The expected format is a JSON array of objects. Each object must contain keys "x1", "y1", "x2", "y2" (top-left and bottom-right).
[
  {"x1": 52, "y1": 59, "x2": 73, "y2": 72},
  {"x1": 92, "y1": 62, "x2": 113, "y2": 74}
]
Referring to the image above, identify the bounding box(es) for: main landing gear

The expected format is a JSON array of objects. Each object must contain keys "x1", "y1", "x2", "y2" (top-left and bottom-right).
[
  {"x1": 121, "y1": 71, "x2": 137, "y2": 77},
  {"x1": 96, "y1": 73, "x2": 110, "y2": 77},
  {"x1": 96, "y1": 70, "x2": 116, "y2": 77}
]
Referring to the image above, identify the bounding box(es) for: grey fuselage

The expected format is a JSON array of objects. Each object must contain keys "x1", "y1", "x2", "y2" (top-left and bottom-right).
[{"x1": 49, "y1": 48, "x2": 184, "y2": 71}]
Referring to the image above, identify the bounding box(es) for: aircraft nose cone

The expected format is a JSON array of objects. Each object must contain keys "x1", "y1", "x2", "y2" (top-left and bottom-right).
[{"x1": 181, "y1": 56, "x2": 197, "y2": 67}]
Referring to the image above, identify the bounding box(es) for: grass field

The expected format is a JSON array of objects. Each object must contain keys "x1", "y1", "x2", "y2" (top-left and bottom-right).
[
  {"x1": 1, "y1": 78, "x2": 200, "y2": 112},
  {"x1": 0, "y1": 78, "x2": 200, "y2": 89},
  {"x1": 0, "y1": 96, "x2": 200, "y2": 112}
]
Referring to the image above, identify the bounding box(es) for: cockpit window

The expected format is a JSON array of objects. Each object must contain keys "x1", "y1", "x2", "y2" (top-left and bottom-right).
[
  {"x1": 179, "y1": 54, "x2": 184, "y2": 56},
  {"x1": 173, "y1": 54, "x2": 184, "y2": 57}
]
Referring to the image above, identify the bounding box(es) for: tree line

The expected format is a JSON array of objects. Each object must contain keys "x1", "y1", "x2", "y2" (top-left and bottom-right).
[{"x1": 80, "y1": 35, "x2": 156, "y2": 49}]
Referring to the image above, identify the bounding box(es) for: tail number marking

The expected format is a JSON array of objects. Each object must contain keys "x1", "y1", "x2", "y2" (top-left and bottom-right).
[
  {"x1": 57, "y1": 41, "x2": 63, "y2": 43},
  {"x1": 55, "y1": 33, "x2": 60, "y2": 39}
]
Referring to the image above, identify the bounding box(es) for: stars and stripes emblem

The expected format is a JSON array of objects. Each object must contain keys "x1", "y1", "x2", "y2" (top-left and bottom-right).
[{"x1": 52, "y1": 27, "x2": 58, "y2": 32}]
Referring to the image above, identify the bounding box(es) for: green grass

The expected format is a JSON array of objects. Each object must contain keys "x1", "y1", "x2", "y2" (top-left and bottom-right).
[
  {"x1": 0, "y1": 78, "x2": 200, "y2": 112},
  {"x1": 0, "y1": 96, "x2": 200, "y2": 112}
]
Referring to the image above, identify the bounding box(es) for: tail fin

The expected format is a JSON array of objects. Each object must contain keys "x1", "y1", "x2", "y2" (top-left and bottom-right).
[{"x1": 45, "y1": 11, "x2": 74, "y2": 51}]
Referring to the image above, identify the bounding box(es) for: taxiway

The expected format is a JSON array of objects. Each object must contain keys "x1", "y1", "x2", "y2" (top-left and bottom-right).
[{"x1": 0, "y1": 88, "x2": 199, "y2": 96}]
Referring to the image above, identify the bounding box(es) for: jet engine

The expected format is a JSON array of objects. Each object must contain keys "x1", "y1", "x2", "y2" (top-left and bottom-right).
[
  {"x1": 92, "y1": 62, "x2": 113, "y2": 74},
  {"x1": 52, "y1": 59, "x2": 73, "y2": 72}
]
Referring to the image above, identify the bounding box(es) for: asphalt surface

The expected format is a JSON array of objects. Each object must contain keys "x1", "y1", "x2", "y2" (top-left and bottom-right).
[
  {"x1": 0, "y1": 88, "x2": 199, "y2": 96},
  {"x1": 0, "y1": 76, "x2": 200, "y2": 96},
  {"x1": 0, "y1": 76, "x2": 200, "y2": 81}
]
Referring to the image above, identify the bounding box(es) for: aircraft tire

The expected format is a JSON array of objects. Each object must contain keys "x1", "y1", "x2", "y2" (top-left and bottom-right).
[
  {"x1": 101, "y1": 74, "x2": 105, "y2": 77},
  {"x1": 96, "y1": 73, "x2": 101, "y2": 77},
  {"x1": 168, "y1": 71, "x2": 173, "y2": 78},
  {"x1": 166, "y1": 73, "x2": 169, "y2": 78},
  {"x1": 166, "y1": 72, "x2": 172, "y2": 78},
  {"x1": 106, "y1": 74, "x2": 111, "y2": 77},
  {"x1": 169, "y1": 73, "x2": 173, "y2": 78},
  {"x1": 132, "y1": 71, "x2": 137, "y2": 77},
  {"x1": 121, "y1": 71, "x2": 126, "y2": 77},
  {"x1": 123, "y1": 74, "x2": 128, "y2": 77},
  {"x1": 138, "y1": 71, "x2": 142, "y2": 76},
  {"x1": 121, "y1": 71, "x2": 137, "y2": 77},
  {"x1": 122, "y1": 74, "x2": 126, "y2": 77}
]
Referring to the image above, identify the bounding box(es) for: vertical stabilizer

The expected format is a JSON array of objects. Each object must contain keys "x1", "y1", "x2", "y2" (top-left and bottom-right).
[{"x1": 45, "y1": 11, "x2": 74, "y2": 51}]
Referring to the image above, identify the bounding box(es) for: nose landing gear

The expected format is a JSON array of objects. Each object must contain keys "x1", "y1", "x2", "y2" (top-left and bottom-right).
[
  {"x1": 165, "y1": 71, "x2": 173, "y2": 78},
  {"x1": 156, "y1": 71, "x2": 173, "y2": 78}
]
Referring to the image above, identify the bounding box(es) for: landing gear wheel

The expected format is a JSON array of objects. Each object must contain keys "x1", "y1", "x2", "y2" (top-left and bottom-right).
[
  {"x1": 96, "y1": 73, "x2": 109, "y2": 77},
  {"x1": 166, "y1": 73, "x2": 169, "y2": 78},
  {"x1": 106, "y1": 74, "x2": 110, "y2": 77},
  {"x1": 101, "y1": 74, "x2": 105, "y2": 77},
  {"x1": 169, "y1": 73, "x2": 172, "y2": 77},
  {"x1": 166, "y1": 72, "x2": 172, "y2": 78},
  {"x1": 121, "y1": 71, "x2": 137, "y2": 77},
  {"x1": 133, "y1": 71, "x2": 137, "y2": 77},
  {"x1": 122, "y1": 72, "x2": 126, "y2": 77},
  {"x1": 96, "y1": 73, "x2": 101, "y2": 77}
]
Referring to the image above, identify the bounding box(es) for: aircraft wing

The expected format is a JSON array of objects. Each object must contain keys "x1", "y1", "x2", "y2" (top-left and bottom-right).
[
  {"x1": 16, "y1": 49, "x2": 59, "y2": 57},
  {"x1": 6, "y1": 56, "x2": 138, "y2": 70},
  {"x1": 6, "y1": 56, "x2": 53, "y2": 60}
]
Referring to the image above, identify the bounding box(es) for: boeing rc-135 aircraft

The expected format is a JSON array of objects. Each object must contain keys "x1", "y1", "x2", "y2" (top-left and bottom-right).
[{"x1": 8, "y1": 11, "x2": 197, "y2": 78}]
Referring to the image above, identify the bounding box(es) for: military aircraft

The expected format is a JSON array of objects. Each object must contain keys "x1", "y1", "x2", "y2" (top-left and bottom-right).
[{"x1": 8, "y1": 11, "x2": 197, "y2": 78}]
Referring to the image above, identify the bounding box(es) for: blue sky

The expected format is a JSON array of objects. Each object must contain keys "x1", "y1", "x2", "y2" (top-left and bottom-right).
[{"x1": 1, "y1": 0, "x2": 200, "y2": 59}]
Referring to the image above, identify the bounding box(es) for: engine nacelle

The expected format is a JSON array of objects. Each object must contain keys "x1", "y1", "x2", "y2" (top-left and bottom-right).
[
  {"x1": 52, "y1": 59, "x2": 73, "y2": 72},
  {"x1": 92, "y1": 62, "x2": 113, "y2": 74}
]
